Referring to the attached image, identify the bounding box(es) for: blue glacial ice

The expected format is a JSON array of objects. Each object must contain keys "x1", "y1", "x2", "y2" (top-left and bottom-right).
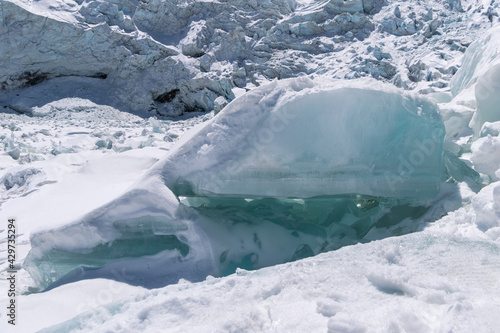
[
  {"x1": 163, "y1": 77, "x2": 445, "y2": 199},
  {"x1": 23, "y1": 77, "x2": 447, "y2": 290}
]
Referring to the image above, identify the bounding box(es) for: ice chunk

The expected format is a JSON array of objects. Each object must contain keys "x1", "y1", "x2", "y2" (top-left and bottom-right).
[
  {"x1": 471, "y1": 134, "x2": 500, "y2": 180},
  {"x1": 162, "y1": 77, "x2": 445, "y2": 199},
  {"x1": 472, "y1": 181, "x2": 500, "y2": 240},
  {"x1": 1, "y1": 167, "x2": 46, "y2": 194},
  {"x1": 473, "y1": 64, "x2": 500, "y2": 133},
  {"x1": 444, "y1": 150, "x2": 481, "y2": 183},
  {"x1": 450, "y1": 26, "x2": 500, "y2": 96},
  {"x1": 24, "y1": 78, "x2": 447, "y2": 291},
  {"x1": 480, "y1": 121, "x2": 500, "y2": 137},
  {"x1": 22, "y1": 183, "x2": 218, "y2": 290},
  {"x1": 450, "y1": 26, "x2": 500, "y2": 133}
]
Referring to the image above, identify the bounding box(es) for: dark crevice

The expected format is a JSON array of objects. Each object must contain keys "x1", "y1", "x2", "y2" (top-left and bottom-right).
[
  {"x1": 88, "y1": 72, "x2": 108, "y2": 79},
  {"x1": 155, "y1": 89, "x2": 180, "y2": 103},
  {"x1": 19, "y1": 71, "x2": 48, "y2": 87},
  {"x1": 3, "y1": 72, "x2": 109, "y2": 90},
  {"x1": 191, "y1": 52, "x2": 205, "y2": 58}
]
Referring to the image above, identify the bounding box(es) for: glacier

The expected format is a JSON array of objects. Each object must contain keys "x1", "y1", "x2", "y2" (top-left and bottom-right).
[
  {"x1": 23, "y1": 77, "x2": 448, "y2": 290},
  {"x1": 2, "y1": 0, "x2": 494, "y2": 117},
  {"x1": 1, "y1": 0, "x2": 500, "y2": 331}
]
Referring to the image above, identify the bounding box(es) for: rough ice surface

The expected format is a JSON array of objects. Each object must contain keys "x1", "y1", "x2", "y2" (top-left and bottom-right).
[
  {"x1": 450, "y1": 26, "x2": 500, "y2": 133},
  {"x1": 471, "y1": 132, "x2": 500, "y2": 180},
  {"x1": 472, "y1": 182, "x2": 500, "y2": 237},
  {"x1": 446, "y1": 24, "x2": 500, "y2": 183},
  {"x1": 1, "y1": 0, "x2": 495, "y2": 117},
  {"x1": 164, "y1": 78, "x2": 445, "y2": 199},
  {"x1": 22, "y1": 78, "x2": 446, "y2": 291}
]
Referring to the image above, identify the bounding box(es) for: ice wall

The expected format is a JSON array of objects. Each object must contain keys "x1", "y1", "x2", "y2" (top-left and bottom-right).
[
  {"x1": 450, "y1": 25, "x2": 500, "y2": 133},
  {"x1": 0, "y1": 0, "x2": 375, "y2": 116},
  {"x1": 162, "y1": 77, "x2": 445, "y2": 199},
  {"x1": 3, "y1": 0, "x2": 489, "y2": 117}
]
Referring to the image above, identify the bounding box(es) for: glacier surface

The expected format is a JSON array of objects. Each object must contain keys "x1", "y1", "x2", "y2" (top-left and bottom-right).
[
  {"x1": 1, "y1": 0, "x2": 500, "y2": 331},
  {"x1": 1, "y1": 0, "x2": 496, "y2": 116}
]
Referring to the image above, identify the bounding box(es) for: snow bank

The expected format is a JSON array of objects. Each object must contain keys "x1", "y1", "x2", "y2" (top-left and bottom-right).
[
  {"x1": 472, "y1": 181, "x2": 500, "y2": 240},
  {"x1": 471, "y1": 131, "x2": 500, "y2": 180},
  {"x1": 40, "y1": 230, "x2": 500, "y2": 333}
]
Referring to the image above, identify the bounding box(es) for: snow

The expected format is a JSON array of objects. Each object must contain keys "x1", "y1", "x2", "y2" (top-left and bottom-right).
[
  {"x1": 1, "y1": 0, "x2": 500, "y2": 331},
  {"x1": 471, "y1": 182, "x2": 500, "y2": 238},
  {"x1": 37, "y1": 228, "x2": 500, "y2": 333},
  {"x1": 14, "y1": 279, "x2": 142, "y2": 332},
  {"x1": 471, "y1": 133, "x2": 500, "y2": 180}
]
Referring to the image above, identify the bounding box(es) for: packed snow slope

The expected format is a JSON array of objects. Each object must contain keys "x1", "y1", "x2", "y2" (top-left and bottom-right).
[
  {"x1": 0, "y1": 0, "x2": 500, "y2": 332},
  {"x1": 39, "y1": 229, "x2": 500, "y2": 333}
]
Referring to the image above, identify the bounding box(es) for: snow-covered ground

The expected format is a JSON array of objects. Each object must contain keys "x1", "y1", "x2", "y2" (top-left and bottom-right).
[{"x1": 1, "y1": 0, "x2": 500, "y2": 331}]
